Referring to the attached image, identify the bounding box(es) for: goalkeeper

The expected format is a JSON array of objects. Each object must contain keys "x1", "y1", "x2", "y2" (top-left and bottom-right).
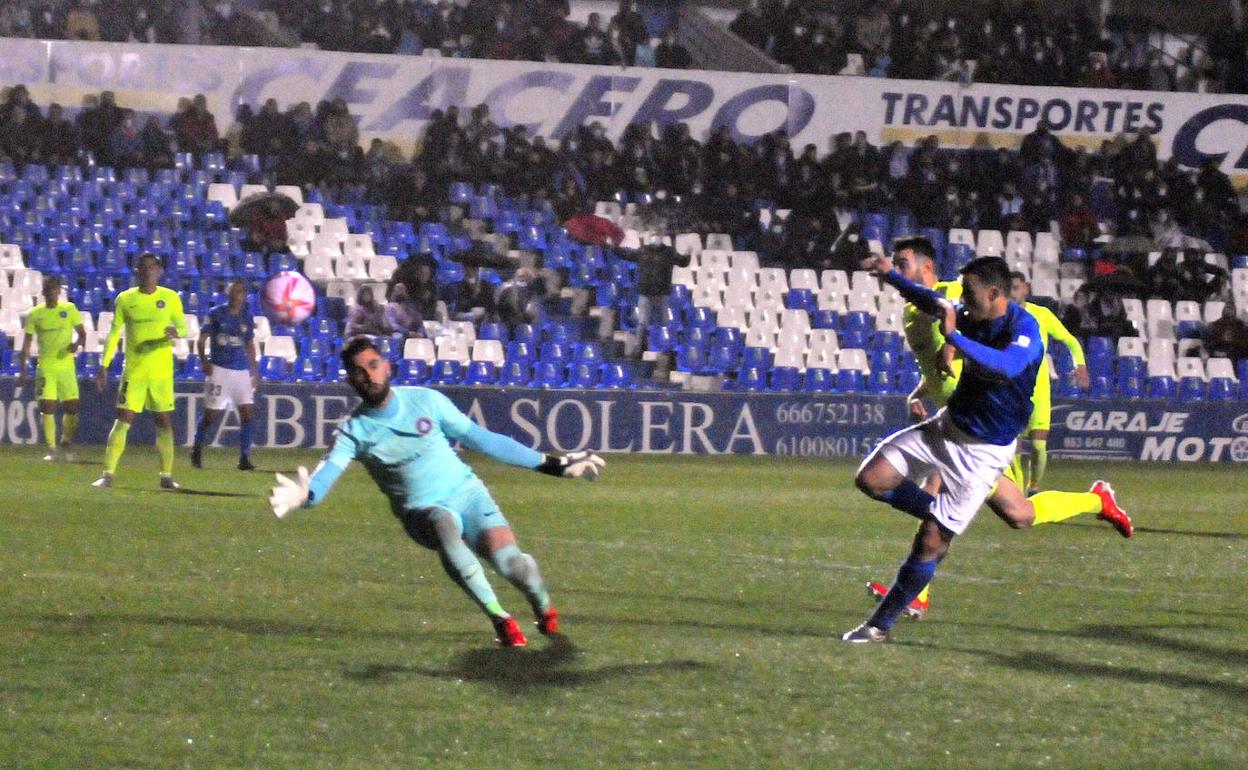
[{"x1": 269, "y1": 337, "x2": 605, "y2": 648}]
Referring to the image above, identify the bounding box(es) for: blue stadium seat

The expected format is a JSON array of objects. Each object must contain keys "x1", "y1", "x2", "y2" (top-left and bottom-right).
[
  {"x1": 1146, "y1": 376, "x2": 1175, "y2": 399},
  {"x1": 769, "y1": 365, "x2": 800, "y2": 391},
  {"x1": 837, "y1": 369, "x2": 865, "y2": 393},
  {"x1": 802, "y1": 367, "x2": 834, "y2": 392},
  {"x1": 293, "y1": 356, "x2": 324, "y2": 382},
  {"x1": 706, "y1": 342, "x2": 739, "y2": 373},
  {"x1": 259, "y1": 355, "x2": 289, "y2": 381},
  {"x1": 1178, "y1": 376, "x2": 1205, "y2": 402},
  {"x1": 1206, "y1": 377, "x2": 1235, "y2": 401},
  {"x1": 895, "y1": 368, "x2": 921, "y2": 394},
  {"x1": 741, "y1": 346, "x2": 771, "y2": 370},
  {"x1": 733, "y1": 365, "x2": 766, "y2": 392},
  {"x1": 462, "y1": 360, "x2": 497, "y2": 385},
  {"x1": 1116, "y1": 356, "x2": 1145, "y2": 378},
  {"x1": 600, "y1": 362, "x2": 632, "y2": 389},
  {"x1": 430, "y1": 359, "x2": 464, "y2": 385},
  {"x1": 566, "y1": 361, "x2": 599, "y2": 388},
  {"x1": 512, "y1": 323, "x2": 538, "y2": 346},
  {"x1": 867, "y1": 369, "x2": 893, "y2": 394},
  {"x1": 494, "y1": 360, "x2": 526, "y2": 386},
  {"x1": 646, "y1": 324, "x2": 676, "y2": 353},
  {"x1": 1089, "y1": 375, "x2": 1113, "y2": 399},
  {"x1": 1115, "y1": 375, "x2": 1143, "y2": 399},
  {"x1": 540, "y1": 342, "x2": 568, "y2": 363},
  {"x1": 676, "y1": 343, "x2": 707, "y2": 374},
  {"x1": 530, "y1": 360, "x2": 563, "y2": 388},
  {"x1": 784, "y1": 289, "x2": 815, "y2": 312},
  {"x1": 811, "y1": 309, "x2": 838, "y2": 329},
  {"x1": 78, "y1": 352, "x2": 102, "y2": 379},
  {"x1": 871, "y1": 330, "x2": 904, "y2": 352}
]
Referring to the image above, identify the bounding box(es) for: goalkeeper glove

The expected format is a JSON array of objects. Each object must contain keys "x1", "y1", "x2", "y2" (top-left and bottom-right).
[
  {"x1": 269, "y1": 466, "x2": 311, "y2": 518},
  {"x1": 536, "y1": 450, "x2": 606, "y2": 481}
]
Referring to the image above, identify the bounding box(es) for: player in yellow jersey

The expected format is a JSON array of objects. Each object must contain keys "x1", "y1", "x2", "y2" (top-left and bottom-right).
[
  {"x1": 864, "y1": 238, "x2": 1132, "y2": 619},
  {"x1": 18, "y1": 275, "x2": 87, "y2": 461},
  {"x1": 93, "y1": 252, "x2": 188, "y2": 490},
  {"x1": 1009, "y1": 271, "x2": 1089, "y2": 495}
]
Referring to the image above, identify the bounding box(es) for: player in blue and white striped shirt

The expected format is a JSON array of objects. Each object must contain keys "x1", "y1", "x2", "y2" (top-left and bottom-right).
[{"x1": 844, "y1": 256, "x2": 1046, "y2": 643}]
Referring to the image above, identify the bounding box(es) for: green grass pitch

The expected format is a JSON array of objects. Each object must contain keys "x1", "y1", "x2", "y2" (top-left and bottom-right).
[{"x1": 1, "y1": 444, "x2": 1245, "y2": 769}]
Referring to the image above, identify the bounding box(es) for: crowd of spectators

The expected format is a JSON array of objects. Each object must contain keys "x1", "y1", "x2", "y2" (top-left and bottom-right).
[
  {"x1": 1, "y1": 82, "x2": 1246, "y2": 346},
  {"x1": 729, "y1": 0, "x2": 1248, "y2": 94},
  {"x1": 1, "y1": 0, "x2": 694, "y2": 69}
]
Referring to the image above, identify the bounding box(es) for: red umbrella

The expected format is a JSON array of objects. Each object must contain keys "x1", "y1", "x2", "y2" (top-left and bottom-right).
[{"x1": 563, "y1": 213, "x2": 624, "y2": 246}]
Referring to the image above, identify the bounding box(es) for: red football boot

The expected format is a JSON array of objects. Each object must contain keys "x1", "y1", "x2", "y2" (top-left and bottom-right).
[
  {"x1": 1091, "y1": 480, "x2": 1133, "y2": 538},
  {"x1": 493, "y1": 616, "x2": 528, "y2": 647},
  {"x1": 866, "y1": 581, "x2": 929, "y2": 620},
  {"x1": 537, "y1": 607, "x2": 559, "y2": 635}
]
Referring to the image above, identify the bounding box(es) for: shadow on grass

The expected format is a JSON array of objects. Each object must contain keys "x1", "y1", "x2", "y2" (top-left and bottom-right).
[
  {"x1": 571, "y1": 611, "x2": 827, "y2": 639},
  {"x1": 571, "y1": 586, "x2": 829, "y2": 616},
  {"x1": 909, "y1": 622, "x2": 1247, "y2": 700},
  {"x1": 1063, "y1": 521, "x2": 1248, "y2": 540},
  {"x1": 174, "y1": 488, "x2": 258, "y2": 498},
  {"x1": 32, "y1": 612, "x2": 471, "y2": 643},
  {"x1": 343, "y1": 634, "x2": 707, "y2": 694}
]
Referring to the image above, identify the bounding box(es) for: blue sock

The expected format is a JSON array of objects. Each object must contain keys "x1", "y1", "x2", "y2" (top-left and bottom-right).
[
  {"x1": 868, "y1": 557, "x2": 938, "y2": 631},
  {"x1": 239, "y1": 417, "x2": 254, "y2": 460},
  {"x1": 879, "y1": 480, "x2": 936, "y2": 520},
  {"x1": 192, "y1": 417, "x2": 211, "y2": 452}
]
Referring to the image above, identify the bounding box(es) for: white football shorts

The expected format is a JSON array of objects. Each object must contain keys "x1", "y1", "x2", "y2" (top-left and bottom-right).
[
  {"x1": 862, "y1": 408, "x2": 1017, "y2": 536},
  {"x1": 205, "y1": 366, "x2": 255, "y2": 410}
]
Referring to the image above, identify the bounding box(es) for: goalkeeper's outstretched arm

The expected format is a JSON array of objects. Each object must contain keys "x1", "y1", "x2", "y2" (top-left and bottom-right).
[
  {"x1": 269, "y1": 434, "x2": 355, "y2": 518},
  {"x1": 454, "y1": 422, "x2": 606, "y2": 481}
]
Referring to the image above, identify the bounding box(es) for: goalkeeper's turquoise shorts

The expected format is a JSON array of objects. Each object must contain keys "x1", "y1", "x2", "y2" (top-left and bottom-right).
[{"x1": 396, "y1": 479, "x2": 510, "y2": 550}]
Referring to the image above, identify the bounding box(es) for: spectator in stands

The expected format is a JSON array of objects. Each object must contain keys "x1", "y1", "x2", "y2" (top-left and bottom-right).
[
  {"x1": 446, "y1": 264, "x2": 498, "y2": 322},
  {"x1": 627, "y1": 234, "x2": 690, "y2": 353},
  {"x1": 106, "y1": 109, "x2": 144, "y2": 168},
  {"x1": 64, "y1": 0, "x2": 101, "y2": 40},
  {"x1": 243, "y1": 98, "x2": 290, "y2": 156},
  {"x1": 239, "y1": 197, "x2": 289, "y2": 254},
  {"x1": 37, "y1": 103, "x2": 78, "y2": 166},
  {"x1": 0, "y1": 85, "x2": 41, "y2": 126},
  {"x1": 139, "y1": 115, "x2": 174, "y2": 169},
  {"x1": 655, "y1": 31, "x2": 692, "y2": 69},
  {"x1": 390, "y1": 257, "x2": 440, "y2": 321},
  {"x1": 1090, "y1": 292, "x2": 1138, "y2": 339},
  {"x1": 1202, "y1": 302, "x2": 1248, "y2": 361},
  {"x1": 171, "y1": 93, "x2": 220, "y2": 154},
  {"x1": 344, "y1": 286, "x2": 394, "y2": 338},
  {"x1": 1060, "y1": 192, "x2": 1099, "y2": 249},
  {"x1": 611, "y1": 0, "x2": 649, "y2": 65},
  {"x1": 496, "y1": 267, "x2": 542, "y2": 330},
  {"x1": 1176, "y1": 249, "x2": 1229, "y2": 302},
  {"x1": 0, "y1": 102, "x2": 39, "y2": 163},
  {"x1": 728, "y1": 0, "x2": 767, "y2": 49},
  {"x1": 1061, "y1": 287, "x2": 1101, "y2": 338},
  {"x1": 384, "y1": 283, "x2": 424, "y2": 338}
]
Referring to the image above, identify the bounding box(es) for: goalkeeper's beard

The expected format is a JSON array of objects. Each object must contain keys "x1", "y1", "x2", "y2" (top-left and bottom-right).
[{"x1": 355, "y1": 378, "x2": 391, "y2": 407}]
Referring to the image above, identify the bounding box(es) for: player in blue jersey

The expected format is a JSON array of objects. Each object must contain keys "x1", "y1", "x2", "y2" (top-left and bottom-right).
[
  {"x1": 267, "y1": 336, "x2": 606, "y2": 647},
  {"x1": 191, "y1": 281, "x2": 260, "y2": 471},
  {"x1": 843, "y1": 256, "x2": 1049, "y2": 643}
]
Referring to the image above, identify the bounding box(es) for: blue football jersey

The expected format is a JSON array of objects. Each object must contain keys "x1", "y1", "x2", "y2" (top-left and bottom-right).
[{"x1": 203, "y1": 304, "x2": 254, "y2": 370}]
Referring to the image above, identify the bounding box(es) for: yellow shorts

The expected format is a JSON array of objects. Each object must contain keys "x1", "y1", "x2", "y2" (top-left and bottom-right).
[
  {"x1": 35, "y1": 364, "x2": 79, "y2": 402},
  {"x1": 1028, "y1": 368, "x2": 1052, "y2": 432},
  {"x1": 117, "y1": 374, "x2": 175, "y2": 413}
]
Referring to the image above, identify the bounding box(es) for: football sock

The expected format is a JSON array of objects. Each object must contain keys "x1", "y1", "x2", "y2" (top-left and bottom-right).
[
  {"x1": 156, "y1": 426, "x2": 174, "y2": 475},
  {"x1": 62, "y1": 413, "x2": 78, "y2": 446},
  {"x1": 879, "y1": 480, "x2": 936, "y2": 520},
  {"x1": 1031, "y1": 491, "x2": 1100, "y2": 524},
  {"x1": 430, "y1": 512, "x2": 501, "y2": 616},
  {"x1": 239, "y1": 417, "x2": 254, "y2": 460},
  {"x1": 1028, "y1": 440, "x2": 1048, "y2": 491},
  {"x1": 192, "y1": 417, "x2": 211, "y2": 452},
  {"x1": 103, "y1": 420, "x2": 130, "y2": 474},
  {"x1": 869, "y1": 556, "x2": 938, "y2": 632},
  {"x1": 489, "y1": 544, "x2": 551, "y2": 615},
  {"x1": 42, "y1": 413, "x2": 56, "y2": 450}
]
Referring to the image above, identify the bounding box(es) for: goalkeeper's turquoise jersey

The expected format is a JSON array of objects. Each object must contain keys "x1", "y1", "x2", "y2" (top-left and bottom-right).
[{"x1": 307, "y1": 387, "x2": 544, "y2": 513}]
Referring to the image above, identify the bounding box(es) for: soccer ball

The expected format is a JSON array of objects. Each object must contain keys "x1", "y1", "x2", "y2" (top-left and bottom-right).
[{"x1": 262, "y1": 271, "x2": 316, "y2": 326}]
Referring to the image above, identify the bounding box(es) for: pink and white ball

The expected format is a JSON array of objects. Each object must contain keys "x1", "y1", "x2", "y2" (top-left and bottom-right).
[{"x1": 263, "y1": 271, "x2": 316, "y2": 325}]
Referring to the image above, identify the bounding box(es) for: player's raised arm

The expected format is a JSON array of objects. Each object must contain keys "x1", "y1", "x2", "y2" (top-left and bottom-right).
[
  {"x1": 1038, "y1": 305, "x2": 1089, "y2": 388},
  {"x1": 880, "y1": 267, "x2": 952, "y2": 318},
  {"x1": 434, "y1": 389, "x2": 605, "y2": 480},
  {"x1": 947, "y1": 313, "x2": 1045, "y2": 377},
  {"x1": 269, "y1": 432, "x2": 358, "y2": 517}
]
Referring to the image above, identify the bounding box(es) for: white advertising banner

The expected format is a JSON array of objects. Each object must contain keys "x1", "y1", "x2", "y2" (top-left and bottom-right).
[{"x1": 4, "y1": 37, "x2": 1248, "y2": 182}]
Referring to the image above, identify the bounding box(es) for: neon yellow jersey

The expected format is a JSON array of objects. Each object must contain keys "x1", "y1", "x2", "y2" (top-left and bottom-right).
[
  {"x1": 24, "y1": 301, "x2": 82, "y2": 369},
  {"x1": 903, "y1": 279, "x2": 963, "y2": 379},
  {"x1": 1024, "y1": 301, "x2": 1085, "y2": 364},
  {"x1": 103, "y1": 286, "x2": 187, "y2": 378}
]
